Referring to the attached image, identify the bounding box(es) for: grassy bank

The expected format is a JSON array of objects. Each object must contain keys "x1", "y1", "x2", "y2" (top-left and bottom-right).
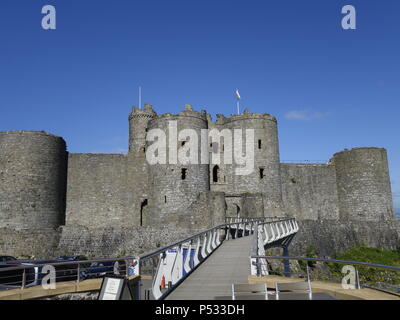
[{"x1": 329, "y1": 246, "x2": 400, "y2": 286}]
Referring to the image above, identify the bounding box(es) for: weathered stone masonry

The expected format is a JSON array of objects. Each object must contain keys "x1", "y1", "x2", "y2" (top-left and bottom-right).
[{"x1": 0, "y1": 105, "x2": 398, "y2": 258}]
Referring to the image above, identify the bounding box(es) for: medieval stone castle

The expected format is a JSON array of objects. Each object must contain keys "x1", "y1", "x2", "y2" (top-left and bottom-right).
[
  {"x1": 0, "y1": 104, "x2": 397, "y2": 258},
  {"x1": 0, "y1": 105, "x2": 400, "y2": 258}
]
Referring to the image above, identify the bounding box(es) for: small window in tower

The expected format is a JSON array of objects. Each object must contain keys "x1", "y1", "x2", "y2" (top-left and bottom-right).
[
  {"x1": 258, "y1": 139, "x2": 262, "y2": 149},
  {"x1": 164, "y1": 196, "x2": 167, "y2": 203},
  {"x1": 259, "y1": 168, "x2": 265, "y2": 179},
  {"x1": 181, "y1": 168, "x2": 187, "y2": 180},
  {"x1": 140, "y1": 199, "x2": 148, "y2": 226}
]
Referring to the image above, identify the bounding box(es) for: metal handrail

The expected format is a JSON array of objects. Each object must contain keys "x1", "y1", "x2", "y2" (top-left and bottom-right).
[
  {"x1": 138, "y1": 224, "x2": 225, "y2": 261},
  {"x1": 250, "y1": 218, "x2": 298, "y2": 277},
  {"x1": 138, "y1": 218, "x2": 283, "y2": 261},
  {"x1": 250, "y1": 255, "x2": 400, "y2": 271},
  {"x1": 139, "y1": 218, "x2": 271, "y2": 300},
  {"x1": 0, "y1": 256, "x2": 131, "y2": 273},
  {"x1": 251, "y1": 219, "x2": 298, "y2": 253},
  {"x1": 225, "y1": 216, "x2": 282, "y2": 221}
]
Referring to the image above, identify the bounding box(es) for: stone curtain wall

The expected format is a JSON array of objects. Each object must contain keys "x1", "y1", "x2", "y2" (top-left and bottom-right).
[
  {"x1": 280, "y1": 164, "x2": 340, "y2": 220},
  {"x1": 141, "y1": 191, "x2": 226, "y2": 232},
  {"x1": 291, "y1": 220, "x2": 400, "y2": 257},
  {"x1": 65, "y1": 153, "x2": 134, "y2": 227},
  {"x1": 241, "y1": 193, "x2": 265, "y2": 218},
  {"x1": 58, "y1": 226, "x2": 199, "y2": 258},
  {"x1": 0, "y1": 228, "x2": 61, "y2": 259},
  {"x1": 0, "y1": 227, "x2": 198, "y2": 259}
]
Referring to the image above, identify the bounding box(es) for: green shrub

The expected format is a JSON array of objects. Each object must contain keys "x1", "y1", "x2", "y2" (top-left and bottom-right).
[
  {"x1": 299, "y1": 246, "x2": 317, "y2": 272},
  {"x1": 328, "y1": 246, "x2": 400, "y2": 285}
]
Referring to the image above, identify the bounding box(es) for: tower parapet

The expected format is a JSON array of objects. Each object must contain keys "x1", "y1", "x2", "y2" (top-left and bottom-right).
[
  {"x1": 128, "y1": 104, "x2": 157, "y2": 154},
  {"x1": 213, "y1": 109, "x2": 277, "y2": 126}
]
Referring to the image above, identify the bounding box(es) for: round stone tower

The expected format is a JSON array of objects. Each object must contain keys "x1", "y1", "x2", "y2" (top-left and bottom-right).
[
  {"x1": 128, "y1": 104, "x2": 157, "y2": 154},
  {"x1": 211, "y1": 109, "x2": 283, "y2": 216},
  {"x1": 146, "y1": 105, "x2": 210, "y2": 225},
  {"x1": 0, "y1": 131, "x2": 68, "y2": 229},
  {"x1": 332, "y1": 147, "x2": 394, "y2": 221}
]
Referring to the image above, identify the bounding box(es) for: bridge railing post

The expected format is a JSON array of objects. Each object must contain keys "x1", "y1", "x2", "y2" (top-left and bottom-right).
[
  {"x1": 235, "y1": 222, "x2": 239, "y2": 238},
  {"x1": 125, "y1": 259, "x2": 129, "y2": 278},
  {"x1": 282, "y1": 245, "x2": 291, "y2": 278},
  {"x1": 355, "y1": 266, "x2": 361, "y2": 289},
  {"x1": 21, "y1": 268, "x2": 26, "y2": 289}
]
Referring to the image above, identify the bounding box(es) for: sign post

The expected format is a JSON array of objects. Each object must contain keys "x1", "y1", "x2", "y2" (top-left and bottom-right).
[{"x1": 98, "y1": 276, "x2": 134, "y2": 300}]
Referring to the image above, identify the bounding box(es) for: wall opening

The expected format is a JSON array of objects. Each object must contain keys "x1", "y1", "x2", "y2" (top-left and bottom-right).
[
  {"x1": 213, "y1": 165, "x2": 220, "y2": 183},
  {"x1": 235, "y1": 204, "x2": 241, "y2": 218},
  {"x1": 140, "y1": 199, "x2": 148, "y2": 227},
  {"x1": 259, "y1": 168, "x2": 265, "y2": 179},
  {"x1": 181, "y1": 168, "x2": 187, "y2": 180},
  {"x1": 258, "y1": 139, "x2": 262, "y2": 149},
  {"x1": 164, "y1": 195, "x2": 167, "y2": 203}
]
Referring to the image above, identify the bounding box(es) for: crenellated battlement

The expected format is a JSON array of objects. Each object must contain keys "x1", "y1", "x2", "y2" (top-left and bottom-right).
[
  {"x1": 150, "y1": 104, "x2": 208, "y2": 123},
  {"x1": 0, "y1": 130, "x2": 65, "y2": 140},
  {"x1": 129, "y1": 104, "x2": 157, "y2": 120},
  {"x1": 212, "y1": 109, "x2": 276, "y2": 125}
]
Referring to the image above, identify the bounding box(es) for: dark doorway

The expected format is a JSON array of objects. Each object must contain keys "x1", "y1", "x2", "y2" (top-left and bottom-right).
[
  {"x1": 235, "y1": 204, "x2": 241, "y2": 217},
  {"x1": 213, "y1": 165, "x2": 220, "y2": 183},
  {"x1": 140, "y1": 199, "x2": 148, "y2": 227}
]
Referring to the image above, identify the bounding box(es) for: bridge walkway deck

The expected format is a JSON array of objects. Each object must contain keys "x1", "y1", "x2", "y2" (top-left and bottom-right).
[{"x1": 166, "y1": 236, "x2": 252, "y2": 300}]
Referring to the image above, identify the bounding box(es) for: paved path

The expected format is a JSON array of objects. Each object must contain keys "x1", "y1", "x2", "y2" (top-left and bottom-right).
[
  {"x1": 166, "y1": 236, "x2": 253, "y2": 300},
  {"x1": 249, "y1": 275, "x2": 400, "y2": 300}
]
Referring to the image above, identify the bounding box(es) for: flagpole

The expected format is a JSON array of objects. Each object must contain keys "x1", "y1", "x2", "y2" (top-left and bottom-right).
[
  {"x1": 139, "y1": 86, "x2": 142, "y2": 109},
  {"x1": 236, "y1": 88, "x2": 240, "y2": 115}
]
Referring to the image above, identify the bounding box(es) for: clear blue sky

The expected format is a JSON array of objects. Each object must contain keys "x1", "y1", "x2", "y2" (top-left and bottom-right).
[{"x1": 0, "y1": 0, "x2": 399, "y2": 211}]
